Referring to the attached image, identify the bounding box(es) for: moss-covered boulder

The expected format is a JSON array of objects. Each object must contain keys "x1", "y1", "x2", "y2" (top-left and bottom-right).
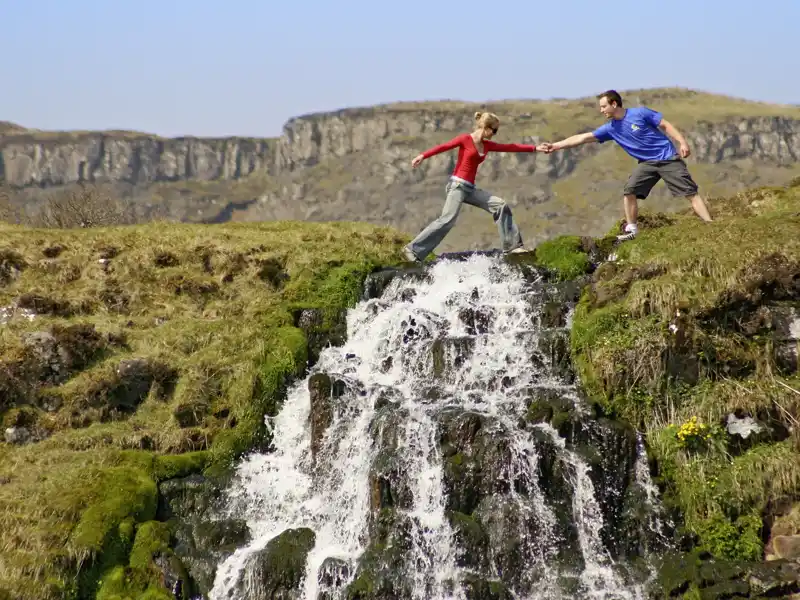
[{"x1": 235, "y1": 528, "x2": 316, "y2": 600}]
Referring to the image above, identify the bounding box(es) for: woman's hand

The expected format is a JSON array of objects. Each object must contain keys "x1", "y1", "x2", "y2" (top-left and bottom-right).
[{"x1": 411, "y1": 154, "x2": 424, "y2": 168}]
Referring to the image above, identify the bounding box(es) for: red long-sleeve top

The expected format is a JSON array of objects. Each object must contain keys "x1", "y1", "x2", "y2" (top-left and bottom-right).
[{"x1": 421, "y1": 133, "x2": 536, "y2": 184}]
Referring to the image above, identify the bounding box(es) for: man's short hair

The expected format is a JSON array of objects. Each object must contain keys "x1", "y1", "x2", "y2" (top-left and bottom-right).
[{"x1": 597, "y1": 90, "x2": 623, "y2": 107}]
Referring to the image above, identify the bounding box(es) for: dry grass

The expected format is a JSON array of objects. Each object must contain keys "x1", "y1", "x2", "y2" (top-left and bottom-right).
[{"x1": 0, "y1": 218, "x2": 407, "y2": 599}]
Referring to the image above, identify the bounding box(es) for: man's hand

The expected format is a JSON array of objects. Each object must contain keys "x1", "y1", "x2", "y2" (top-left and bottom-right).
[
  {"x1": 679, "y1": 143, "x2": 691, "y2": 159},
  {"x1": 538, "y1": 142, "x2": 553, "y2": 153},
  {"x1": 411, "y1": 154, "x2": 424, "y2": 168}
]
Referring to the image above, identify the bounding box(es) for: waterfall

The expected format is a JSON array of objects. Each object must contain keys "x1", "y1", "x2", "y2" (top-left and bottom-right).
[{"x1": 208, "y1": 253, "x2": 666, "y2": 600}]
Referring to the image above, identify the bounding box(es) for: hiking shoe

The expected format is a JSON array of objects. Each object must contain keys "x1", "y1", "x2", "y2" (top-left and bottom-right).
[
  {"x1": 616, "y1": 223, "x2": 638, "y2": 242},
  {"x1": 402, "y1": 246, "x2": 421, "y2": 263}
]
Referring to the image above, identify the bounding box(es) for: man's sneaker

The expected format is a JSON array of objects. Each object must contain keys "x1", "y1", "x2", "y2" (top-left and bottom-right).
[
  {"x1": 506, "y1": 246, "x2": 529, "y2": 254},
  {"x1": 402, "y1": 246, "x2": 421, "y2": 263},
  {"x1": 616, "y1": 223, "x2": 638, "y2": 242}
]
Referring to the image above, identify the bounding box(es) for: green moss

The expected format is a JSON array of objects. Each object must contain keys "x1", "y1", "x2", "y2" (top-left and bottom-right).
[
  {"x1": 70, "y1": 468, "x2": 157, "y2": 555},
  {"x1": 96, "y1": 521, "x2": 176, "y2": 600},
  {"x1": 152, "y1": 451, "x2": 209, "y2": 482},
  {"x1": 532, "y1": 235, "x2": 591, "y2": 281}
]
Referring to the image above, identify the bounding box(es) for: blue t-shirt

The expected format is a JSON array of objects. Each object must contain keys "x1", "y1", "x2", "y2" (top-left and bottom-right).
[{"x1": 592, "y1": 107, "x2": 677, "y2": 162}]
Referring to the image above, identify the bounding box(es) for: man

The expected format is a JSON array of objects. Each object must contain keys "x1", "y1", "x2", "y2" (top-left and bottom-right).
[{"x1": 540, "y1": 90, "x2": 713, "y2": 241}]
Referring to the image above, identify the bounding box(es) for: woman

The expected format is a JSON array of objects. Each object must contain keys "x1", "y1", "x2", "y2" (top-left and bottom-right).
[{"x1": 403, "y1": 111, "x2": 540, "y2": 262}]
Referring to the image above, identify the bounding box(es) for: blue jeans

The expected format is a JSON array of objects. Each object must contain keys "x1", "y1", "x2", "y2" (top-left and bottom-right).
[{"x1": 408, "y1": 178, "x2": 524, "y2": 260}]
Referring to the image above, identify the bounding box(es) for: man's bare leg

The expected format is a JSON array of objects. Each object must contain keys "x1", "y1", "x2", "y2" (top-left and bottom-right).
[
  {"x1": 624, "y1": 194, "x2": 639, "y2": 226},
  {"x1": 616, "y1": 194, "x2": 640, "y2": 240},
  {"x1": 688, "y1": 194, "x2": 713, "y2": 222}
]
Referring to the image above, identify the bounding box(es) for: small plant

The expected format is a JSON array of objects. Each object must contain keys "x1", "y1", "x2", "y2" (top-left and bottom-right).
[{"x1": 664, "y1": 415, "x2": 724, "y2": 453}]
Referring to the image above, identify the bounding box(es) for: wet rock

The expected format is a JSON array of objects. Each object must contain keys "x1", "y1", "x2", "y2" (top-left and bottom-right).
[
  {"x1": 158, "y1": 473, "x2": 251, "y2": 595},
  {"x1": 458, "y1": 306, "x2": 496, "y2": 335},
  {"x1": 291, "y1": 307, "x2": 348, "y2": 367},
  {"x1": 368, "y1": 407, "x2": 413, "y2": 511},
  {"x1": 461, "y1": 573, "x2": 512, "y2": 600},
  {"x1": 439, "y1": 410, "x2": 518, "y2": 515},
  {"x1": 537, "y1": 329, "x2": 574, "y2": 383},
  {"x1": 431, "y1": 336, "x2": 476, "y2": 379},
  {"x1": 308, "y1": 373, "x2": 345, "y2": 461},
  {"x1": 361, "y1": 266, "x2": 428, "y2": 301},
  {"x1": 346, "y1": 509, "x2": 414, "y2": 599},
  {"x1": 399, "y1": 309, "x2": 446, "y2": 345},
  {"x1": 317, "y1": 557, "x2": 352, "y2": 600},
  {"x1": 448, "y1": 511, "x2": 490, "y2": 571},
  {"x1": 237, "y1": 527, "x2": 316, "y2": 600}
]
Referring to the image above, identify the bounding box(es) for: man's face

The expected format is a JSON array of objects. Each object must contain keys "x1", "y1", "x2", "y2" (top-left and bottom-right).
[{"x1": 598, "y1": 97, "x2": 616, "y2": 119}]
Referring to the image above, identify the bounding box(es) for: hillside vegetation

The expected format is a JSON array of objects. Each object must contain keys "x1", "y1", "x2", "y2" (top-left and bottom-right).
[
  {"x1": 0, "y1": 219, "x2": 407, "y2": 600},
  {"x1": 563, "y1": 179, "x2": 800, "y2": 596}
]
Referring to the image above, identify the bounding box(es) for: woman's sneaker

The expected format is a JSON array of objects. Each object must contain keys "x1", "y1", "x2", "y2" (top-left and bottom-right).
[
  {"x1": 402, "y1": 246, "x2": 421, "y2": 263},
  {"x1": 616, "y1": 223, "x2": 638, "y2": 242}
]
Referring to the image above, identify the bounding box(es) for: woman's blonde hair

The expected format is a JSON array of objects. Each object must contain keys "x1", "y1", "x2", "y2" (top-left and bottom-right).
[{"x1": 474, "y1": 111, "x2": 500, "y2": 130}]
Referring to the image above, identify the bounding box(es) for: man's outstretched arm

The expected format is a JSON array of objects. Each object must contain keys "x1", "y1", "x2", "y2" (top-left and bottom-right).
[
  {"x1": 541, "y1": 132, "x2": 599, "y2": 152},
  {"x1": 657, "y1": 118, "x2": 691, "y2": 158}
]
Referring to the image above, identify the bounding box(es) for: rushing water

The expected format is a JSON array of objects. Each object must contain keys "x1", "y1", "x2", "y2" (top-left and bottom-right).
[{"x1": 209, "y1": 253, "x2": 667, "y2": 600}]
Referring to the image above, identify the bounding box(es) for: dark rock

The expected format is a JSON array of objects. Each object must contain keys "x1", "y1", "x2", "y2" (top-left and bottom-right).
[
  {"x1": 4, "y1": 426, "x2": 30, "y2": 445},
  {"x1": 173, "y1": 400, "x2": 210, "y2": 428},
  {"x1": 361, "y1": 266, "x2": 428, "y2": 301},
  {"x1": 461, "y1": 573, "x2": 512, "y2": 600},
  {"x1": 292, "y1": 307, "x2": 348, "y2": 367},
  {"x1": 317, "y1": 557, "x2": 353, "y2": 599},
  {"x1": 16, "y1": 293, "x2": 74, "y2": 317},
  {"x1": 0, "y1": 249, "x2": 26, "y2": 287},
  {"x1": 256, "y1": 257, "x2": 290, "y2": 288},
  {"x1": 399, "y1": 309, "x2": 447, "y2": 345},
  {"x1": 308, "y1": 373, "x2": 345, "y2": 461},
  {"x1": 431, "y1": 336, "x2": 476, "y2": 379},
  {"x1": 153, "y1": 250, "x2": 180, "y2": 268},
  {"x1": 345, "y1": 509, "x2": 414, "y2": 599},
  {"x1": 236, "y1": 527, "x2": 315, "y2": 600},
  {"x1": 458, "y1": 306, "x2": 496, "y2": 335},
  {"x1": 775, "y1": 341, "x2": 799, "y2": 375},
  {"x1": 368, "y1": 407, "x2": 413, "y2": 511},
  {"x1": 448, "y1": 511, "x2": 490, "y2": 570},
  {"x1": 85, "y1": 358, "x2": 177, "y2": 420},
  {"x1": 438, "y1": 410, "x2": 518, "y2": 515},
  {"x1": 42, "y1": 244, "x2": 65, "y2": 259},
  {"x1": 158, "y1": 474, "x2": 251, "y2": 595},
  {"x1": 537, "y1": 328, "x2": 574, "y2": 383}
]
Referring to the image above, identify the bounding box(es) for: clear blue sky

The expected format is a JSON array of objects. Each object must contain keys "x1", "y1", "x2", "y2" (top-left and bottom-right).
[{"x1": 2, "y1": 0, "x2": 798, "y2": 138}]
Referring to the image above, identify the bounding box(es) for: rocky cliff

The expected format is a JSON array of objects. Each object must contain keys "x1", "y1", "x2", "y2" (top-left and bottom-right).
[{"x1": 3, "y1": 88, "x2": 800, "y2": 249}]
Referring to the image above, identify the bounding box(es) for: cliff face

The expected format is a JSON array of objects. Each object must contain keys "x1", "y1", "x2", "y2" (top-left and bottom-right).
[
  {"x1": 3, "y1": 89, "x2": 800, "y2": 251},
  {"x1": 0, "y1": 134, "x2": 275, "y2": 187},
  {"x1": 2, "y1": 113, "x2": 798, "y2": 189}
]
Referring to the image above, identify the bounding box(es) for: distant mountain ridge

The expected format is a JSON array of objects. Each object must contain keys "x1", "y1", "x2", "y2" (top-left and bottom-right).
[{"x1": 3, "y1": 87, "x2": 800, "y2": 248}]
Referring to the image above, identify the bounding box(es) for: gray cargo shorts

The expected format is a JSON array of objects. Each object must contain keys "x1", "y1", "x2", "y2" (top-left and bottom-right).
[{"x1": 623, "y1": 155, "x2": 699, "y2": 199}]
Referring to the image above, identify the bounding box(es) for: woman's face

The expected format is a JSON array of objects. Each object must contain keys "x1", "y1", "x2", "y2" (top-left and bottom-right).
[{"x1": 482, "y1": 124, "x2": 498, "y2": 140}]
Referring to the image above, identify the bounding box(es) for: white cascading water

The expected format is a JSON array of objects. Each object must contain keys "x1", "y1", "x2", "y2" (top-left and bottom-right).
[{"x1": 209, "y1": 253, "x2": 662, "y2": 600}]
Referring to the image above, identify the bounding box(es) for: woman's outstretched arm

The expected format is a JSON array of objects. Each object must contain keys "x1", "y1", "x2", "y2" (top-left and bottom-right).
[
  {"x1": 412, "y1": 134, "x2": 466, "y2": 167},
  {"x1": 483, "y1": 140, "x2": 537, "y2": 152}
]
